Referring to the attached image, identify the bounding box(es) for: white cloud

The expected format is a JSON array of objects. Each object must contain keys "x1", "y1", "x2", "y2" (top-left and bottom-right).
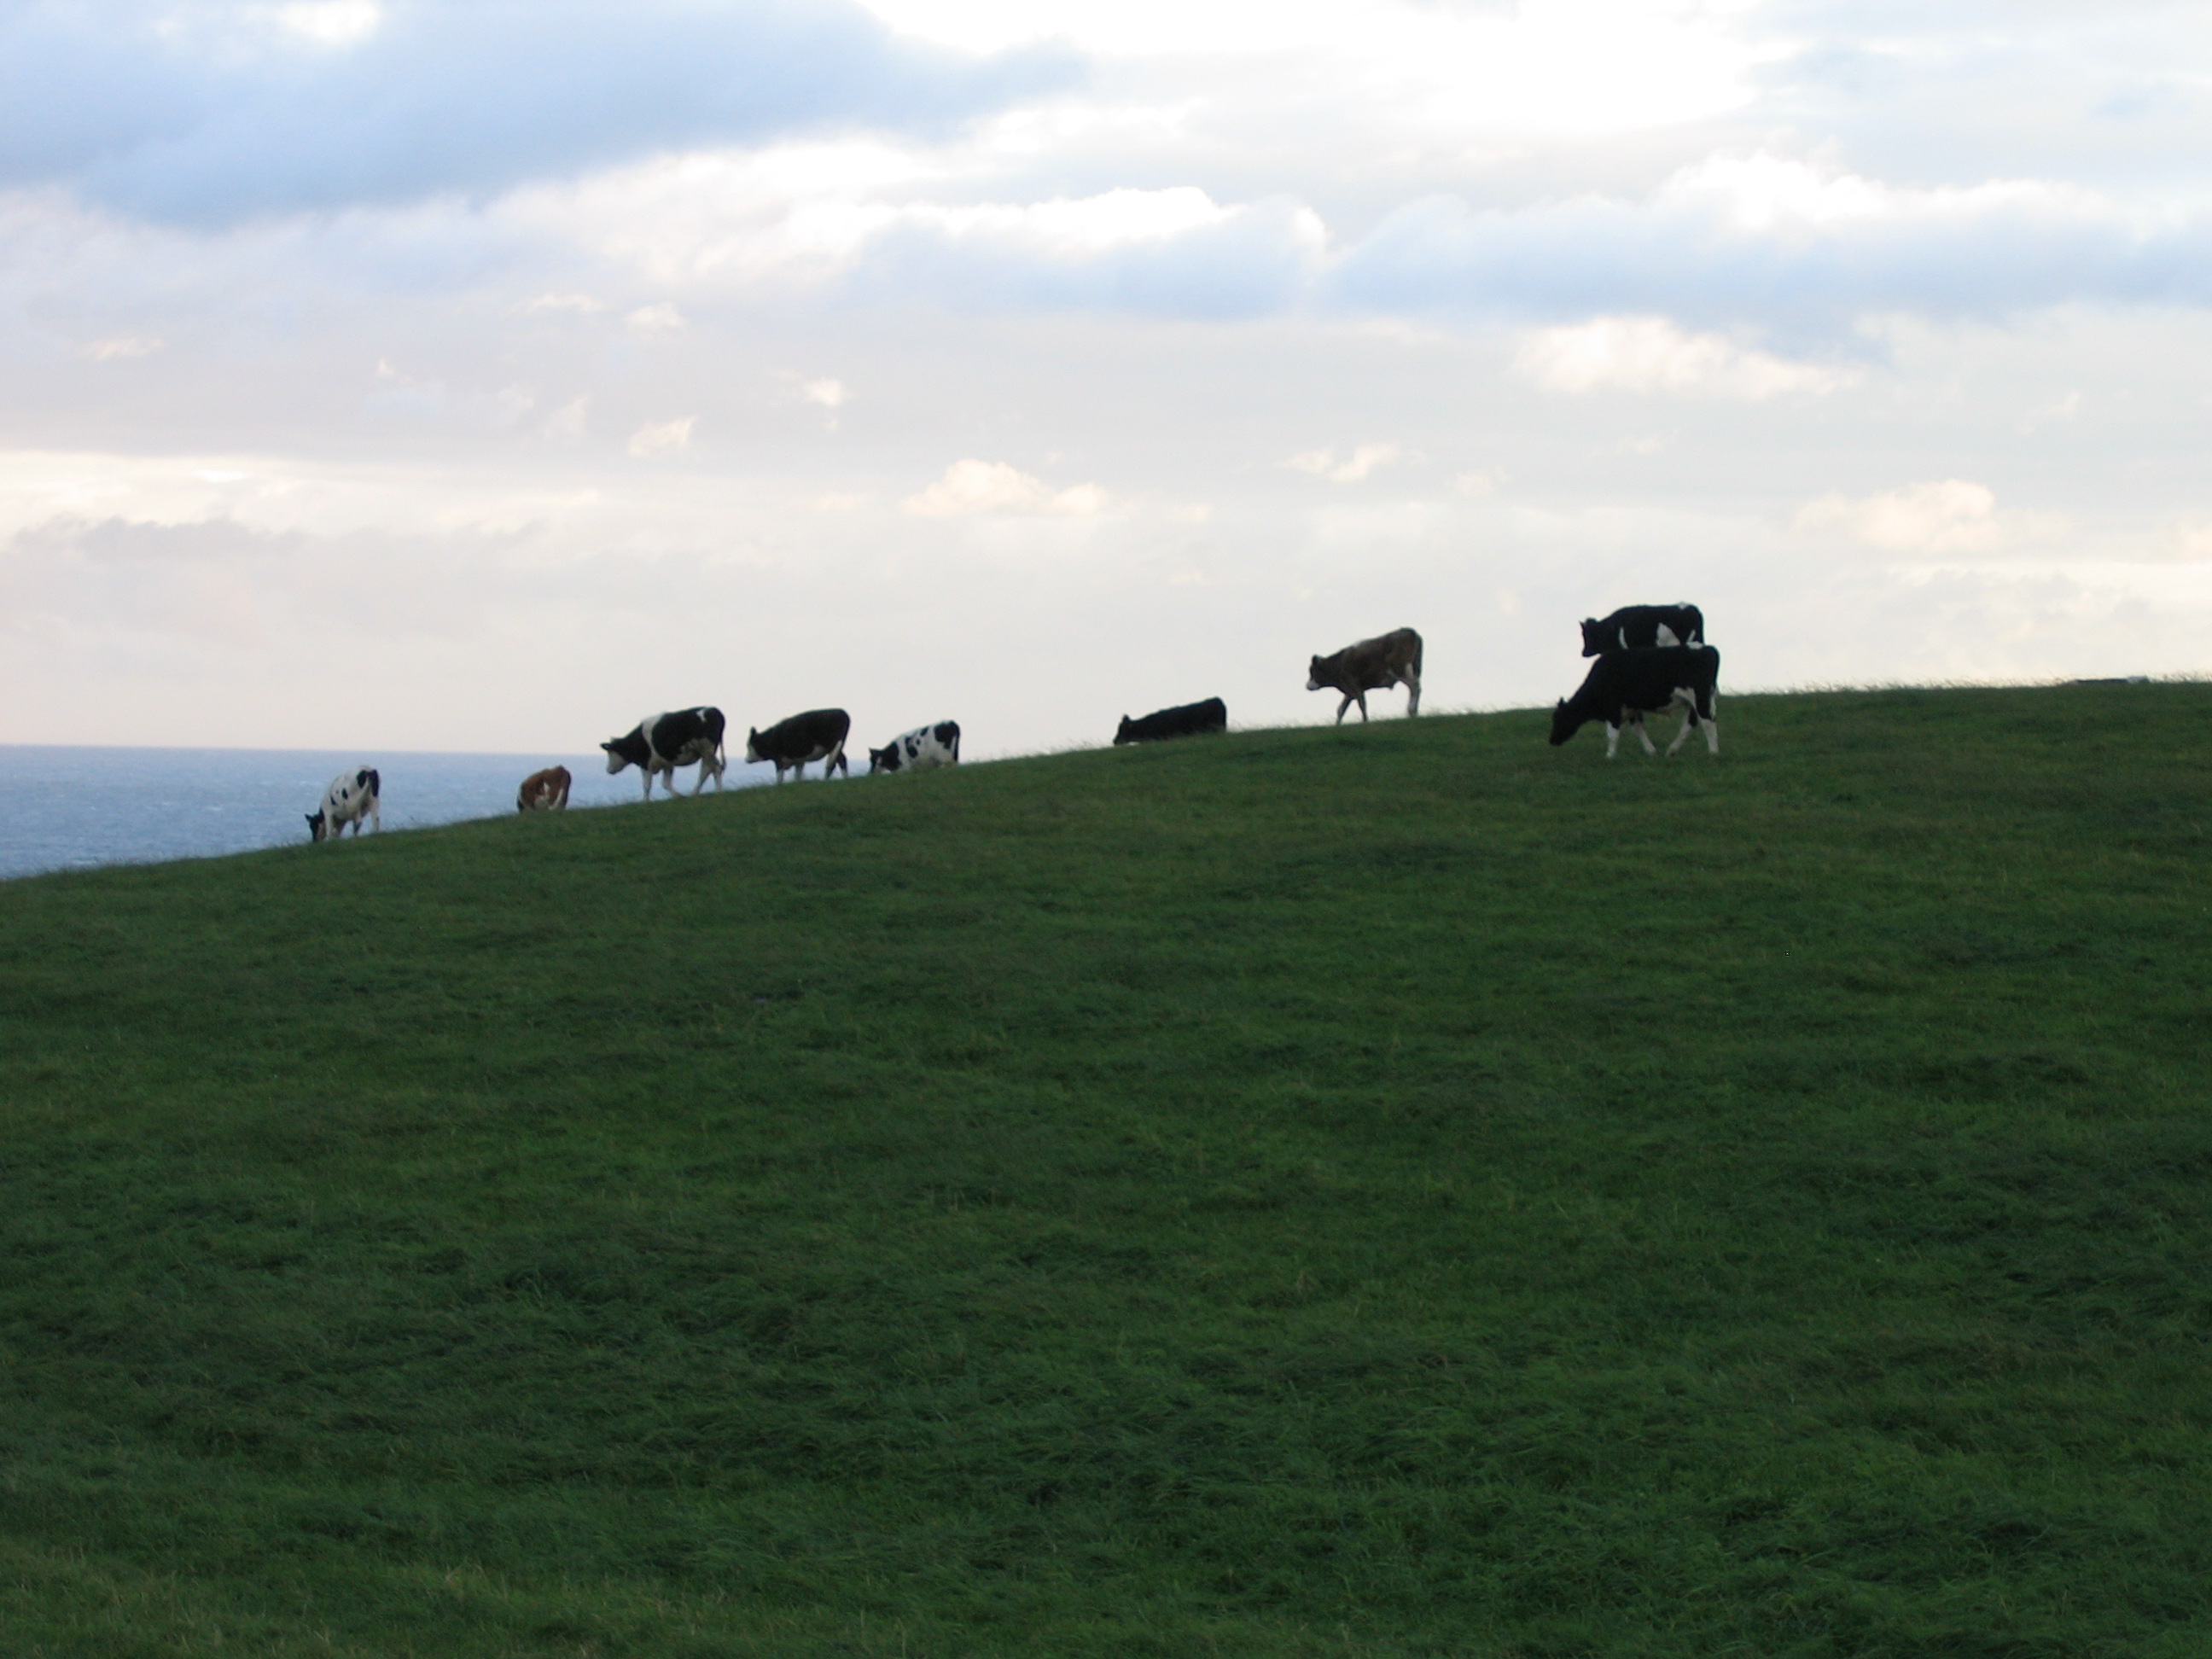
[
  {"x1": 626, "y1": 417, "x2": 696, "y2": 457},
  {"x1": 902, "y1": 458, "x2": 1106, "y2": 516},
  {"x1": 269, "y1": 2, "x2": 383, "y2": 49},
  {"x1": 81, "y1": 335, "x2": 164, "y2": 360},
  {"x1": 1791, "y1": 480, "x2": 2069, "y2": 556},
  {"x1": 521, "y1": 293, "x2": 608, "y2": 315},
  {"x1": 802, "y1": 377, "x2": 848, "y2": 408},
  {"x1": 1513, "y1": 317, "x2": 1856, "y2": 399},
  {"x1": 1284, "y1": 443, "x2": 1402, "y2": 482},
  {"x1": 626, "y1": 303, "x2": 685, "y2": 334}
]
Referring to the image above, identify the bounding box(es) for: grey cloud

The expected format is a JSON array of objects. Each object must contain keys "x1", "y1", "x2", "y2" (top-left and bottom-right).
[
  {"x1": 1326, "y1": 185, "x2": 2212, "y2": 341},
  {"x1": 0, "y1": 0, "x2": 1080, "y2": 224}
]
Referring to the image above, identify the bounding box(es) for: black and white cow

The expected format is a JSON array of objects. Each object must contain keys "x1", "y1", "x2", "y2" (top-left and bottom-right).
[
  {"x1": 1307, "y1": 627, "x2": 1423, "y2": 723},
  {"x1": 868, "y1": 720, "x2": 961, "y2": 775},
  {"x1": 1114, "y1": 697, "x2": 1227, "y2": 745},
  {"x1": 1550, "y1": 645, "x2": 1720, "y2": 759},
  {"x1": 601, "y1": 707, "x2": 727, "y2": 800},
  {"x1": 1580, "y1": 602, "x2": 1704, "y2": 657},
  {"x1": 748, "y1": 708, "x2": 851, "y2": 782},
  {"x1": 306, "y1": 766, "x2": 380, "y2": 841}
]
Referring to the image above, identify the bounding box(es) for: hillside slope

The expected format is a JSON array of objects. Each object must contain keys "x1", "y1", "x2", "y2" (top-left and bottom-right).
[{"x1": 3, "y1": 684, "x2": 2209, "y2": 1657}]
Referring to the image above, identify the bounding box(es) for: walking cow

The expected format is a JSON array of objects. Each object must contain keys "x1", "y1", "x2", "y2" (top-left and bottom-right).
[
  {"x1": 1551, "y1": 646, "x2": 1720, "y2": 760},
  {"x1": 307, "y1": 766, "x2": 381, "y2": 841},
  {"x1": 748, "y1": 709, "x2": 851, "y2": 782},
  {"x1": 1307, "y1": 628, "x2": 1423, "y2": 723},
  {"x1": 601, "y1": 707, "x2": 727, "y2": 800}
]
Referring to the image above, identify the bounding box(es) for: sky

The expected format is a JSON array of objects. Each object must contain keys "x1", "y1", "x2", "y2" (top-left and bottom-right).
[{"x1": 3, "y1": 0, "x2": 2209, "y2": 755}]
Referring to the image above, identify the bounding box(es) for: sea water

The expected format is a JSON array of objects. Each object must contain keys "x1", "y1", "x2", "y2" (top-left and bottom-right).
[{"x1": 0, "y1": 746, "x2": 768, "y2": 882}]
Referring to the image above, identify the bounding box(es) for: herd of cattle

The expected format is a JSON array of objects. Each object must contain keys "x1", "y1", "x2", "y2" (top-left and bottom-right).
[{"x1": 302, "y1": 605, "x2": 1718, "y2": 840}]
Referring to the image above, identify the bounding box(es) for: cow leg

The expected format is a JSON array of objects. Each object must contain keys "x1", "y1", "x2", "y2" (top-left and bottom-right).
[
  {"x1": 1405, "y1": 674, "x2": 1420, "y2": 717},
  {"x1": 366, "y1": 800, "x2": 380, "y2": 834},
  {"x1": 1335, "y1": 694, "x2": 1353, "y2": 725},
  {"x1": 1631, "y1": 714, "x2": 1658, "y2": 756},
  {"x1": 1604, "y1": 722, "x2": 1621, "y2": 760},
  {"x1": 1356, "y1": 691, "x2": 1371, "y2": 723}
]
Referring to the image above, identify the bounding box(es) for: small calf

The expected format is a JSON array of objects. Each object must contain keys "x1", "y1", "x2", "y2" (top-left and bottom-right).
[
  {"x1": 517, "y1": 765, "x2": 572, "y2": 812},
  {"x1": 1307, "y1": 627, "x2": 1423, "y2": 723}
]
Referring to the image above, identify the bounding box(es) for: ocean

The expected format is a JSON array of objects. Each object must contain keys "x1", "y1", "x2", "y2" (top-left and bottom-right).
[{"x1": 0, "y1": 746, "x2": 769, "y2": 882}]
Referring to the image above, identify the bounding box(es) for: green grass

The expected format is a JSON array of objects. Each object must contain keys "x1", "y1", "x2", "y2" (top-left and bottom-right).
[{"x1": 3, "y1": 682, "x2": 2209, "y2": 1656}]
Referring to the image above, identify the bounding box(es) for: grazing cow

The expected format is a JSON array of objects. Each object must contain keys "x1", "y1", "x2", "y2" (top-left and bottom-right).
[
  {"x1": 1580, "y1": 603, "x2": 1704, "y2": 657},
  {"x1": 1307, "y1": 627, "x2": 1423, "y2": 724},
  {"x1": 516, "y1": 765, "x2": 572, "y2": 812},
  {"x1": 748, "y1": 708, "x2": 851, "y2": 782},
  {"x1": 306, "y1": 766, "x2": 381, "y2": 841},
  {"x1": 1551, "y1": 645, "x2": 1720, "y2": 759},
  {"x1": 868, "y1": 720, "x2": 961, "y2": 776},
  {"x1": 1114, "y1": 697, "x2": 1228, "y2": 745},
  {"x1": 601, "y1": 707, "x2": 727, "y2": 800}
]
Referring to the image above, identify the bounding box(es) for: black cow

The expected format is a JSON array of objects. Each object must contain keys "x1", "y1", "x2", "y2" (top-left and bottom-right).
[
  {"x1": 1580, "y1": 603, "x2": 1704, "y2": 657},
  {"x1": 1307, "y1": 626, "x2": 1423, "y2": 723},
  {"x1": 748, "y1": 708, "x2": 851, "y2": 782},
  {"x1": 1550, "y1": 645, "x2": 1720, "y2": 759},
  {"x1": 602, "y1": 707, "x2": 727, "y2": 800},
  {"x1": 1114, "y1": 698, "x2": 1227, "y2": 745}
]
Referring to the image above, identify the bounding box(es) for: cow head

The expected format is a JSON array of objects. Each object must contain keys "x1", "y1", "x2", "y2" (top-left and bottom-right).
[
  {"x1": 306, "y1": 809, "x2": 328, "y2": 841},
  {"x1": 600, "y1": 740, "x2": 628, "y2": 775},
  {"x1": 1113, "y1": 716, "x2": 1134, "y2": 746},
  {"x1": 1548, "y1": 698, "x2": 1582, "y2": 747},
  {"x1": 744, "y1": 729, "x2": 763, "y2": 765},
  {"x1": 1306, "y1": 654, "x2": 1332, "y2": 691},
  {"x1": 1578, "y1": 619, "x2": 1606, "y2": 657},
  {"x1": 867, "y1": 745, "x2": 898, "y2": 775}
]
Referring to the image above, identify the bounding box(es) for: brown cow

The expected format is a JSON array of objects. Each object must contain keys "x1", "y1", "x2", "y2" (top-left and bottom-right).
[
  {"x1": 1307, "y1": 627, "x2": 1423, "y2": 724},
  {"x1": 517, "y1": 765, "x2": 572, "y2": 812}
]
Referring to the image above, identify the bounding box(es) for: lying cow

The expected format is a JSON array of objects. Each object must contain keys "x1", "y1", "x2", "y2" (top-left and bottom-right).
[
  {"x1": 307, "y1": 766, "x2": 381, "y2": 841},
  {"x1": 748, "y1": 708, "x2": 851, "y2": 782},
  {"x1": 602, "y1": 707, "x2": 727, "y2": 800},
  {"x1": 868, "y1": 720, "x2": 961, "y2": 775},
  {"x1": 1114, "y1": 697, "x2": 1227, "y2": 745},
  {"x1": 1551, "y1": 645, "x2": 1720, "y2": 759},
  {"x1": 1307, "y1": 627, "x2": 1423, "y2": 724},
  {"x1": 1580, "y1": 603, "x2": 1704, "y2": 657},
  {"x1": 516, "y1": 765, "x2": 572, "y2": 812}
]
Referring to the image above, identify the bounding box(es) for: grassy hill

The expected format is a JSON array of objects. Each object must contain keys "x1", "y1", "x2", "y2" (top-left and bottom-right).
[{"x1": 3, "y1": 684, "x2": 2209, "y2": 1657}]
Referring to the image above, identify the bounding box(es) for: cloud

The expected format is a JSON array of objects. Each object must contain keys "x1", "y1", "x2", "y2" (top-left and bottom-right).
[
  {"x1": 0, "y1": 0, "x2": 1082, "y2": 224},
  {"x1": 1513, "y1": 316, "x2": 1855, "y2": 398},
  {"x1": 1330, "y1": 151, "x2": 2212, "y2": 335},
  {"x1": 1283, "y1": 443, "x2": 1402, "y2": 482},
  {"x1": 626, "y1": 416, "x2": 696, "y2": 457},
  {"x1": 901, "y1": 458, "x2": 1104, "y2": 516},
  {"x1": 1791, "y1": 479, "x2": 2069, "y2": 556},
  {"x1": 802, "y1": 377, "x2": 848, "y2": 409}
]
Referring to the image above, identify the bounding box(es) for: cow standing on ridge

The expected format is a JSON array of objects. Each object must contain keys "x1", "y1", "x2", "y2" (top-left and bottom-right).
[
  {"x1": 748, "y1": 709, "x2": 851, "y2": 782},
  {"x1": 869, "y1": 721, "x2": 960, "y2": 775},
  {"x1": 307, "y1": 767, "x2": 381, "y2": 841},
  {"x1": 1307, "y1": 628, "x2": 1423, "y2": 723},
  {"x1": 1580, "y1": 603, "x2": 1703, "y2": 657},
  {"x1": 1551, "y1": 646, "x2": 1720, "y2": 759},
  {"x1": 602, "y1": 707, "x2": 727, "y2": 800}
]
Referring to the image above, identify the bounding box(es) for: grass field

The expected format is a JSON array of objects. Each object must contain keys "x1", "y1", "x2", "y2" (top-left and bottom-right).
[{"x1": 2, "y1": 683, "x2": 2209, "y2": 1657}]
